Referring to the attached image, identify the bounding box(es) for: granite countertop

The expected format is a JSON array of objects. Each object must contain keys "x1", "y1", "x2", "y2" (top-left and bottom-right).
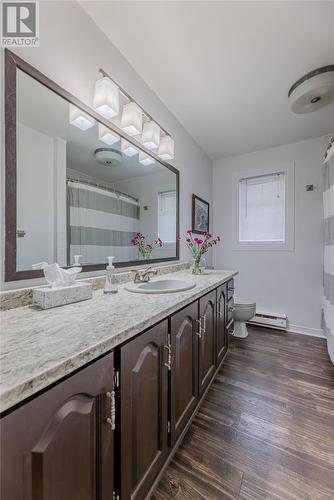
[{"x1": 0, "y1": 269, "x2": 237, "y2": 413}]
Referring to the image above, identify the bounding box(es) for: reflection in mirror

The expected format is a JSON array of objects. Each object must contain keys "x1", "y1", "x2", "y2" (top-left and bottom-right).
[{"x1": 16, "y1": 68, "x2": 177, "y2": 271}]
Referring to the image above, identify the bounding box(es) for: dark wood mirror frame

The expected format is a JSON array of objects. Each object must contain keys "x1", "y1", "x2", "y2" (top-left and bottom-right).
[{"x1": 4, "y1": 49, "x2": 180, "y2": 282}]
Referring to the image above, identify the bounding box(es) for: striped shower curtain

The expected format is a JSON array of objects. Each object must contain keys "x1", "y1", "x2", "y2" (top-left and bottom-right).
[
  {"x1": 67, "y1": 181, "x2": 139, "y2": 265},
  {"x1": 322, "y1": 137, "x2": 334, "y2": 364}
]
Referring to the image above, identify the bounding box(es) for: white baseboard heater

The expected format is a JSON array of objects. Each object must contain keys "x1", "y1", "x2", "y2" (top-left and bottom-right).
[{"x1": 248, "y1": 311, "x2": 287, "y2": 330}]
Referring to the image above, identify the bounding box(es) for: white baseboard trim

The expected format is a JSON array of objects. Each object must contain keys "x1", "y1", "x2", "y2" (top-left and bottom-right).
[{"x1": 287, "y1": 324, "x2": 325, "y2": 338}]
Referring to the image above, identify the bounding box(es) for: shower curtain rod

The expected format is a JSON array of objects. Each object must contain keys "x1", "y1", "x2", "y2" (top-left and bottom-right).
[{"x1": 66, "y1": 176, "x2": 139, "y2": 204}]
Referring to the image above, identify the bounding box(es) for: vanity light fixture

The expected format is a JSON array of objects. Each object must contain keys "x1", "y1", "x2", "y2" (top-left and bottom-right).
[
  {"x1": 121, "y1": 138, "x2": 138, "y2": 157},
  {"x1": 141, "y1": 120, "x2": 160, "y2": 150},
  {"x1": 93, "y1": 76, "x2": 119, "y2": 119},
  {"x1": 69, "y1": 104, "x2": 95, "y2": 131},
  {"x1": 98, "y1": 124, "x2": 119, "y2": 146},
  {"x1": 139, "y1": 152, "x2": 155, "y2": 166},
  {"x1": 158, "y1": 135, "x2": 175, "y2": 160},
  {"x1": 121, "y1": 102, "x2": 143, "y2": 136}
]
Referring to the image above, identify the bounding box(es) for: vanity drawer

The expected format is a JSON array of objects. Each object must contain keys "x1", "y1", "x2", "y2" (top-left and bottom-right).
[{"x1": 227, "y1": 279, "x2": 234, "y2": 301}]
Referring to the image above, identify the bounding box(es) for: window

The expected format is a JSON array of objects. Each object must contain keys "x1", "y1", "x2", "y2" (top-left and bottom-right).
[
  {"x1": 239, "y1": 173, "x2": 285, "y2": 243},
  {"x1": 158, "y1": 190, "x2": 176, "y2": 243},
  {"x1": 232, "y1": 163, "x2": 294, "y2": 251}
]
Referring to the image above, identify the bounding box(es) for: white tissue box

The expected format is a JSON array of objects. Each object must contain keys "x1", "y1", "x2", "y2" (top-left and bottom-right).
[{"x1": 33, "y1": 282, "x2": 92, "y2": 309}]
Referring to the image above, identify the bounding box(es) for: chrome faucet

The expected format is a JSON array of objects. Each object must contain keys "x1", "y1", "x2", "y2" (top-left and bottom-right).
[{"x1": 132, "y1": 266, "x2": 158, "y2": 283}]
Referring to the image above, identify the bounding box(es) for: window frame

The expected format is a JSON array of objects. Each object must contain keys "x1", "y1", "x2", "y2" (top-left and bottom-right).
[
  {"x1": 158, "y1": 189, "x2": 177, "y2": 244},
  {"x1": 232, "y1": 162, "x2": 295, "y2": 252}
]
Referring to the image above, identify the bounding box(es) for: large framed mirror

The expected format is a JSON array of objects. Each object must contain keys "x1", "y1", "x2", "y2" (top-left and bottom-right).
[{"x1": 4, "y1": 50, "x2": 179, "y2": 281}]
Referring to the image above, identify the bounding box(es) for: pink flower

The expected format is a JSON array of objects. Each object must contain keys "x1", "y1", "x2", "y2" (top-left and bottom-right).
[
  {"x1": 217, "y1": 236, "x2": 221, "y2": 242},
  {"x1": 177, "y1": 236, "x2": 182, "y2": 241},
  {"x1": 197, "y1": 239, "x2": 203, "y2": 244},
  {"x1": 187, "y1": 230, "x2": 192, "y2": 234},
  {"x1": 186, "y1": 238, "x2": 191, "y2": 243}
]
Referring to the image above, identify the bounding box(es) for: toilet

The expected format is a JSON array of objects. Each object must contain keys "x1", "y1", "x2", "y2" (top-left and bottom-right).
[{"x1": 232, "y1": 299, "x2": 256, "y2": 338}]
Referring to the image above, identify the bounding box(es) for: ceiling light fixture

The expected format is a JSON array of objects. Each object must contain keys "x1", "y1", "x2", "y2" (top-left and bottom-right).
[
  {"x1": 69, "y1": 104, "x2": 95, "y2": 131},
  {"x1": 121, "y1": 138, "x2": 138, "y2": 157},
  {"x1": 139, "y1": 152, "x2": 155, "y2": 166},
  {"x1": 288, "y1": 65, "x2": 334, "y2": 113},
  {"x1": 141, "y1": 120, "x2": 160, "y2": 150},
  {"x1": 93, "y1": 76, "x2": 119, "y2": 119},
  {"x1": 158, "y1": 136, "x2": 175, "y2": 160},
  {"x1": 121, "y1": 102, "x2": 143, "y2": 136},
  {"x1": 99, "y1": 124, "x2": 119, "y2": 146}
]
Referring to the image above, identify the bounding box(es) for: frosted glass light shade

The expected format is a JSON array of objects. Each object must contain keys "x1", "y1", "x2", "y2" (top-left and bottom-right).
[
  {"x1": 93, "y1": 77, "x2": 119, "y2": 119},
  {"x1": 141, "y1": 120, "x2": 160, "y2": 150},
  {"x1": 69, "y1": 104, "x2": 95, "y2": 131},
  {"x1": 121, "y1": 102, "x2": 143, "y2": 136},
  {"x1": 158, "y1": 135, "x2": 174, "y2": 160},
  {"x1": 139, "y1": 151, "x2": 155, "y2": 166},
  {"x1": 99, "y1": 124, "x2": 119, "y2": 146},
  {"x1": 121, "y1": 138, "x2": 138, "y2": 157}
]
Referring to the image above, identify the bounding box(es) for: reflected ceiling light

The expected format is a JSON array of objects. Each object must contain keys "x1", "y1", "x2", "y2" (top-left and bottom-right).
[
  {"x1": 93, "y1": 76, "x2": 119, "y2": 119},
  {"x1": 141, "y1": 120, "x2": 160, "y2": 150},
  {"x1": 139, "y1": 151, "x2": 155, "y2": 166},
  {"x1": 69, "y1": 104, "x2": 95, "y2": 131},
  {"x1": 158, "y1": 135, "x2": 174, "y2": 160},
  {"x1": 121, "y1": 138, "x2": 138, "y2": 157},
  {"x1": 121, "y1": 102, "x2": 143, "y2": 136},
  {"x1": 98, "y1": 124, "x2": 119, "y2": 146}
]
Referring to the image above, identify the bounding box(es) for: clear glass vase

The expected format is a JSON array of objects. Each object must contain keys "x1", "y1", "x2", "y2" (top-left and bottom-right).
[{"x1": 190, "y1": 256, "x2": 206, "y2": 275}]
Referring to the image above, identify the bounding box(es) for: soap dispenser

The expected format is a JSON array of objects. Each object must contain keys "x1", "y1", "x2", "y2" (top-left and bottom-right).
[{"x1": 104, "y1": 256, "x2": 118, "y2": 294}]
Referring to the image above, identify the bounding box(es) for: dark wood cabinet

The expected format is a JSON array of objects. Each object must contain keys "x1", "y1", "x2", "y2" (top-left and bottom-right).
[
  {"x1": 0, "y1": 353, "x2": 115, "y2": 500},
  {"x1": 120, "y1": 320, "x2": 169, "y2": 500},
  {"x1": 198, "y1": 290, "x2": 217, "y2": 396},
  {"x1": 170, "y1": 301, "x2": 199, "y2": 445},
  {"x1": 217, "y1": 283, "x2": 228, "y2": 365},
  {"x1": 1, "y1": 279, "x2": 235, "y2": 500}
]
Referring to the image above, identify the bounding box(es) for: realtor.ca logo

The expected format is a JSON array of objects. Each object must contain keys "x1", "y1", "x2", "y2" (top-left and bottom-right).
[{"x1": 1, "y1": 1, "x2": 39, "y2": 46}]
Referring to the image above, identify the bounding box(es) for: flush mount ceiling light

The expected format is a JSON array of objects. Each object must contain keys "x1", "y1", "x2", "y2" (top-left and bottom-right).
[
  {"x1": 121, "y1": 102, "x2": 143, "y2": 136},
  {"x1": 94, "y1": 148, "x2": 122, "y2": 167},
  {"x1": 139, "y1": 152, "x2": 155, "y2": 166},
  {"x1": 288, "y1": 65, "x2": 334, "y2": 113},
  {"x1": 121, "y1": 138, "x2": 138, "y2": 157},
  {"x1": 93, "y1": 76, "x2": 119, "y2": 119},
  {"x1": 141, "y1": 121, "x2": 160, "y2": 150},
  {"x1": 158, "y1": 136, "x2": 175, "y2": 160},
  {"x1": 98, "y1": 124, "x2": 119, "y2": 146},
  {"x1": 69, "y1": 104, "x2": 95, "y2": 131}
]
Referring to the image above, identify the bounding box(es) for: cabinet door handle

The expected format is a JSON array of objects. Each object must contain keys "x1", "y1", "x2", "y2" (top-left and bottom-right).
[
  {"x1": 228, "y1": 328, "x2": 235, "y2": 336},
  {"x1": 228, "y1": 306, "x2": 234, "y2": 312},
  {"x1": 106, "y1": 391, "x2": 116, "y2": 430},
  {"x1": 202, "y1": 314, "x2": 206, "y2": 333},
  {"x1": 196, "y1": 319, "x2": 202, "y2": 338},
  {"x1": 163, "y1": 344, "x2": 172, "y2": 370}
]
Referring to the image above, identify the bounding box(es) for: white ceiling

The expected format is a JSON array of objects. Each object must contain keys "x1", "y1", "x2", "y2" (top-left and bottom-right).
[{"x1": 81, "y1": 1, "x2": 334, "y2": 160}]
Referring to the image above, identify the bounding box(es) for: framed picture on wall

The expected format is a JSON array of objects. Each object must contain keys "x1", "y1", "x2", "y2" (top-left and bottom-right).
[{"x1": 192, "y1": 194, "x2": 210, "y2": 234}]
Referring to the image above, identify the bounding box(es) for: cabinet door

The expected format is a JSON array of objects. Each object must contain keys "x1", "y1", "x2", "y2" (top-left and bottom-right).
[
  {"x1": 170, "y1": 301, "x2": 199, "y2": 445},
  {"x1": 120, "y1": 320, "x2": 168, "y2": 500},
  {"x1": 199, "y1": 290, "x2": 217, "y2": 396},
  {"x1": 217, "y1": 283, "x2": 227, "y2": 365},
  {"x1": 0, "y1": 353, "x2": 115, "y2": 500}
]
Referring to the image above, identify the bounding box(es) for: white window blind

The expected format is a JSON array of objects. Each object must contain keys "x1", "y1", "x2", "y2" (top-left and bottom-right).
[
  {"x1": 239, "y1": 172, "x2": 285, "y2": 243},
  {"x1": 158, "y1": 190, "x2": 176, "y2": 243}
]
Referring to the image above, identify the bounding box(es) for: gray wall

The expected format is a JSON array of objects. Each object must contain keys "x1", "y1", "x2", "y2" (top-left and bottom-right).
[
  {"x1": 213, "y1": 137, "x2": 325, "y2": 336},
  {"x1": 0, "y1": 0, "x2": 213, "y2": 289}
]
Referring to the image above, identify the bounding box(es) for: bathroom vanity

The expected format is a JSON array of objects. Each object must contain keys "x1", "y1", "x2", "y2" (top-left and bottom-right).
[{"x1": 0, "y1": 270, "x2": 235, "y2": 500}]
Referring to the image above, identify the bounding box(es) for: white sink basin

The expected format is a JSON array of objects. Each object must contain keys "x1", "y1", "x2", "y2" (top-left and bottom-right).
[{"x1": 125, "y1": 278, "x2": 196, "y2": 294}]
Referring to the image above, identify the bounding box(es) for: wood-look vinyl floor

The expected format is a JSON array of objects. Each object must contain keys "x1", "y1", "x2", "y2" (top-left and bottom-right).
[{"x1": 152, "y1": 326, "x2": 334, "y2": 500}]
